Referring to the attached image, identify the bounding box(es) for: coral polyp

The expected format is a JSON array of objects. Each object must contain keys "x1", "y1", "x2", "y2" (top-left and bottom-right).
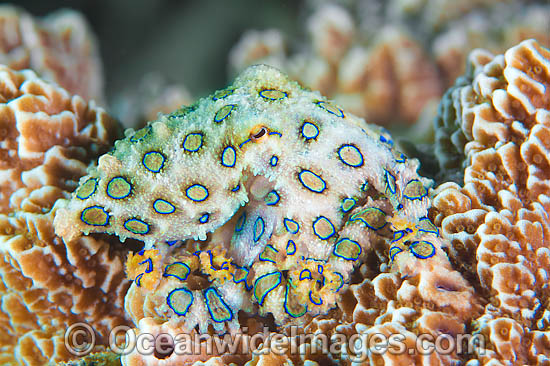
[{"x1": 55, "y1": 64, "x2": 460, "y2": 327}]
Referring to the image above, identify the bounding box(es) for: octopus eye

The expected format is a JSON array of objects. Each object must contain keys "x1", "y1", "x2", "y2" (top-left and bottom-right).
[{"x1": 250, "y1": 126, "x2": 268, "y2": 142}]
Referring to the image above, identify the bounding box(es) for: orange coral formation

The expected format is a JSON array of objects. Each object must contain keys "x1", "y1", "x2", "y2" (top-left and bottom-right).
[
  {"x1": 230, "y1": 5, "x2": 442, "y2": 126},
  {"x1": 432, "y1": 39, "x2": 550, "y2": 364},
  {"x1": 0, "y1": 64, "x2": 129, "y2": 365},
  {"x1": 229, "y1": 1, "x2": 550, "y2": 130},
  {"x1": 0, "y1": 5, "x2": 104, "y2": 102}
]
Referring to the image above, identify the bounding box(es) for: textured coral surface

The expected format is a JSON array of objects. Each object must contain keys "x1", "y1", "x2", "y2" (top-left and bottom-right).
[
  {"x1": 0, "y1": 64, "x2": 130, "y2": 365},
  {"x1": 0, "y1": 5, "x2": 104, "y2": 103},
  {"x1": 432, "y1": 39, "x2": 550, "y2": 365},
  {"x1": 229, "y1": 0, "x2": 550, "y2": 130}
]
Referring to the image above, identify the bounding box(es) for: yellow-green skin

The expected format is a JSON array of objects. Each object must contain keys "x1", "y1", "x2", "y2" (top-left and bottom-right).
[{"x1": 54, "y1": 65, "x2": 438, "y2": 327}]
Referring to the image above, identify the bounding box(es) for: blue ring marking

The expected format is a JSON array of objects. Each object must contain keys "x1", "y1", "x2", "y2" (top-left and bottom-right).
[
  {"x1": 379, "y1": 134, "x2": 394, "y2": 145},
  {"x1": 199, "y1": 213, "x2": 209, "y2": 224},
  {"x1": 403, "y1": 179, "x2": 428, "y2": 201},
  {"x1": 341, "y1": 198, "x2": 356, "y2": 213},
  {"x1": 167, "y1": 287, "x2": 194, "y2": 316},
  {"x1": 253, "y1": 217, "x2": 265, "y2": 242},
  {"x1": 417, "y1": 217, "x2": 439, "y2": 236},
  {"x1": 397, "y1": 203, "x2": 403, "y2": 210},
  {"x1": 204, "y1": 287, "x2": 233, "y2": 323},
  {"x1": 185, "y1": 184, "x2": 209, "y2": 202},
  {"x1": 268, "y1": 131, "x2": 282, "y2": 137},
  {"x1": 312, "y1": 216, "x2": 335, "y2": 240},
  {"x1": 138, "y1": 250, "x2": 145, "y2": 256},
  {"x1": 284, "y1": 284, "x2": 307, "y2": 318},
  {"x1": 389, "y1": 246, "x2": 404, "y2": 261},
  {"x1": 130, "y1": 126, "x2": 151, "y2": 142},
  {"x1": 283, "y1": 218, "x2": 300, "y2": 234},
  {"x1": 337, "y1": 144, "x2": 364, "y2": 167},
  {"x1": 396, "y1": 153, "x2": 406, "y2": 163},
  {"x1": 391, "y1": 230, "x2": 407, "y2": 244},
  {"x1": 286, "y1": 240, "x2": 297, "y2": 255},
  {"x1": 124, "y1": 218, "x2": 150, "y2": 235},
  {"x1": 213, "y1": 88, "x2": 234, "y2": 101},
  {"x1": 214, "y1": 104, "x2": 236, "y2": 123},
  {"x1": 265, "y1": 190, "x2": 280, "y2": 206},
  {"x1": 301, "y1": 121, "x2": 319, "y2": 140},
  {"x1": 270, "y1": 155, "x2": 278, "y2": 167},
  {"x1": 259, "y1": 89, "x2": 288, "y2": 100},
  {"x1": 76, "y1": 178, "x2": 98, "y2": 200},
  {"x1": 135, "y1": 273, "x2": 144, "y2": 287},
  {"x1": 299, "y1": 269, "x2": 312, "y2": 281},
  {"x1": 163, "y1": 262, "x2": 191, "y2": 281},
  {"x1": 232, "y1": 265, "x2": 252, "y2": 290},
  {"x1": 166, "y1": 240, "x2": 178, "y2": 246},
  {"x1": 221, "y1": 146, "x2": 237, "y2": 167},
  {"x1": 410, "y1": 241, "x2": 436, "y2": 259},
  {"x1": 315, "y1": 100, "x2": 344, "y2": 118},
  {"x1": 142, "y1": 151, "x2": 165, "y2": 173},
  {"x1": 205, "y1": 250, "x2": 216, "y2": 270},
  {"x1": 182, "y1": 133, "x2": 203, "y2": 152},
  {"x1": 298, "y1": 170, "x2": 327, "y2": 193},
  {"x1": 139, "y1": 258, "x2": 153, "y2": 273},
  {"x1": 253, "y1": 272, "x2": 282, "y2": 306},
  {"x1": 235, "y1": 212, "x2": 246, "y2": 233},
  {"x1": 80, "y1": 206, "x2": 109, "y2": 226},
  {"x1": 349, "y1": 207, "x2": 386, "y2": 230},
  {"x1": 333, "y1": 272, "x2": 344, "y2": 292},
  {"x1": 106, "y1": 177, "x2": 132, "y2": 200},
  {"x1": 153, "y1": 199, "x2": 176, "y2": 214},
  {"x1": 231, "y1": 184, "x2": 241, "y2": 192},
  {"x1": 309, "y1": 291, "x2": 323, "y2": 305},
  {"x1": 333, "y1": 238, "x2": 362, "y2": 261},
  {"x1": 318, "y1": 265, "x2": 323, "y2": 274},
  {"x1": 384, "y1": 169, "x2": 397, "y2": 195},
  {"x1": 259, "y1": 244, "x2": 278, "y2": 264},
  {"x1": 238, "y1": 138, "x2": 251, "y2": 148},
  {"x1": 304, "y1": 257, "x2": 327, "y2": 264}
]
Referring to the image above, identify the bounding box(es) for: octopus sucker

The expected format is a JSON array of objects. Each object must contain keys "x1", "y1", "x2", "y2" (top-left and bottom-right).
[{"x1": 54, "y1": 64, "x2": 445, "y2": 327}]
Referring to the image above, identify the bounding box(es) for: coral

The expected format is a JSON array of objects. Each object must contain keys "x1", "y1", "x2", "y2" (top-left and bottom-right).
[
  {"x1": 0, "y1": 64, "x2": 129, "y2": 365},
  {"x1": 58, "y1": 351, "x2": 121, "y2": 366},
  {"x1": 0, "y1": 5, "x2": 104, "y2": 103},
  {"x1": 432, "y1": 2, "x2": 550, "y2": 87},
  {"x1": 229, "y1": 4, "x2": 442, "y2": 127},
  {"x1": 431, "y1": 39, "x2": 550, "y2": 365},
  {"x1": 54, "y1": 63, "x2": 466, "y2": 347},
  {"x1": 229, "y1": 1, "x2": 550, "y2": 129}
]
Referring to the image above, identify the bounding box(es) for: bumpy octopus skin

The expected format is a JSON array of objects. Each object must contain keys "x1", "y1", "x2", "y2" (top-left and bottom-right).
[{"x1": 54, "y1": 65, "x2": 443, "y2": 328}]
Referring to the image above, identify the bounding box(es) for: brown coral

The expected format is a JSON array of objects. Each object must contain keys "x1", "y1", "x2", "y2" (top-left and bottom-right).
[
  {"x1": 230, "y1": 1, "x2": 550, "y2": 131},
  {"x1": 0, "y1": 5, "x2": 104, "y2": 102},
  {"x1": 0, "y1": 64, "x2": 129, "y2": 365},
  {"x1": 432, "y1": 39, "x2": 550, "y2": 365},
  {"x1": 229, "y1": 4, "x2": 442, "y2": 127}
]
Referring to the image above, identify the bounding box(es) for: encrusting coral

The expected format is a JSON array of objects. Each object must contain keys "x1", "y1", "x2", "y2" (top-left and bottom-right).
[
  {"x1": 229, "y1": 1, "x2": 550, "y2": 129},
  {"x1": 431, "y1": 38, "x2": 550, "y2": 365},
  {"x1": 0, "y1": 64, "x2": 130, "y2": 365},
  {"x1": 0, "y1": 5, "x2": 104, "y2": 103},
  {"x1": 229, "y1": 5, "x2": 442, "y2": 127}
]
